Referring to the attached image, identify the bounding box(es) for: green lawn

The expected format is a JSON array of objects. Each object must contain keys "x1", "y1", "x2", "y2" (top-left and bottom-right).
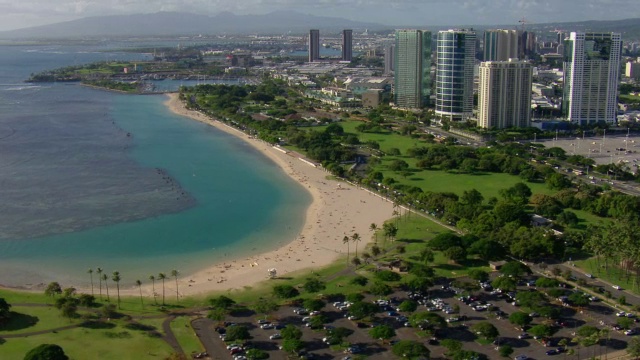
[
  {"x1": 0, "y1": 323, "x2": 173, "y2": 360},
  {"x1": 0, "y1": 305, "x2": 78, "y2": 336},
  {"x1": 170, "y1": 316, "x2": 204, "y2": 355}
]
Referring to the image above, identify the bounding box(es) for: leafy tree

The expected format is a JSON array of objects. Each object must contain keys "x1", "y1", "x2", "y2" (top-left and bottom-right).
[
  {"x1": 350, "y1": 276, "x2": 368, "y2": 286},
  {"x1": 392, "y1": 340, "x2": 430, "y2": 359},
  {"x1": 535, "y1": 277, "x2": 559, "y2": 288},
  {"x1": 207, "y1": 308, "x2": 226, "y2": 322},
  {"x1": 617, "y1": 317, "x2": 634, "y2": 330},
  {"x1": 281, "y1": 339, "x2": 304, "y2": 353},
  {"x1": 24, "y1": 344, "x2": 69, "y2": 360},
  {"x1": 499, "y1": 182, "x2": 532, "y2": 205},
  {"x1": 346, "y1": 293, "x2": 365, "y2": 303},
  {"x1": 546, "y1": 173, "x2": 572, "y2": 190},
  {"x1": 491, "y1": 276, "x2": 517, "y2": 292},
  {"x1": 273, "y1": 285, "x2": 299, "y2": 299},
  {"x1": 209, "y1": 295, "x2": 235, "y2": 310},
  {"x1": 444, "y1": 246, "x2": 467, "y2": 262},
  {"x1": 398, "y1": 300, "x2": 418, "y2": 313},
  {"x1": 348, "y1": 301, "x2": 379, "y2": 319},
  {"x1": 528, "y1": 324, "x2": 554, "y2": 338},
  {"x1": 369, "y1": 281, "x2": 393, "y2": 296},
  {"x1": 44, "y1": 282, "x2": 62, "y2": 298},
  {"x1": 281, "y1": 324, "x2": 303, "y2": 340},
  {"x1": 468, "y1": 269, "x2": 489, "y2": 282},
  {"x1": 303, "y1": 299, "x2": 325, "y2": 312},
  {"x1": 245, "y1": 348, "x2": 269, "y2": 360},
  {"x1": 429, "y1": 232, "x2": 461, "y2": 251},
  {"x1": 375, "y1": 270, "x2": 401, "y2": 282},
  {"x1": 0, "y1": 298, "x2": 12, "y2": 323},
  {"x1": 225, "y1": 325, "x2": 251, "y2": 341},
  {"x1": 409, "y1": 312, "x2": 447, "y2": 330},
  {"x1": 253, "y1": 298, "x2": 278, "y2": 315},
  {"x1": 308, "y1": 314, "x2": 329, "y2": 329},
  {"x1": 441, "y1": 339, "x2": 463, "y2": 354},
  {"x1": 577, "y1": 325, "x2": 599, "y2": 337},
  {"x1": 499, "y1": 261, "x2": 532, "y2": 278},
  {"x1": 78, "y1": 294, "x2": 96, "y2": 307},
  {"x1": 369, "y1": 325, "x2": 396, "y2": 342},
  {"x1": 515, "y1": 291, "x2": 547, "y2": 308},
  {"x1": 508, "y1": 312, "x2": 532, "y2": 328},
  {"x1": 303, "y1": 278, "x2": 326, "y2": 293},
  {"x1": 499, "y1": 345, "x2": 514, "y2": 358},
  {"x1": 389, "y1": 159, "x2": 409, "y2": 172},
  {"x1": 469, "y1": 239, "x2": 505, "y2": 261},
  {"x1": 471, "y1": 322, "x2": 499, "y2": 340},
  {"x1": 568, "y1": 292, "x2": 590, "y2": 308}
]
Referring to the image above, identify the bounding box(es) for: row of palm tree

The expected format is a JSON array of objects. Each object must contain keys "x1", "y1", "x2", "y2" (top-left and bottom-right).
[{"x1": 87, "y1": 268, "x2": 180, "y2": 308}]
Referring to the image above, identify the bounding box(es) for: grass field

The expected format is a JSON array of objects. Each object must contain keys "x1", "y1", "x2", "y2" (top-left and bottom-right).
[
  {"x1": 0, "y1": 319, "x2": 172, "y2": 360},
  {"x1": 0, "y1": 305, "x2": 77, "y2": 336},
  {"x1": 170, "y1": 316, "x2": 204, "y2": 355}
]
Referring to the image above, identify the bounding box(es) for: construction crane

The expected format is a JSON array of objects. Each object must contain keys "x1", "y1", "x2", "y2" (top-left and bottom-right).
[{"x1": 519, "y1": 17, "x2": 529, "y2": 32}]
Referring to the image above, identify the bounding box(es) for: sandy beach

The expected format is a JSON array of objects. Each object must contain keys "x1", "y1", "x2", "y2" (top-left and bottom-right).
[{"x1": 151, "y1": 93, "x2": 396, "y2": 297}]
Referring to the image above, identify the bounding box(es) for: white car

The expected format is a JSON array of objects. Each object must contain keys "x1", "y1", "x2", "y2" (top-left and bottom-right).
[
  {"x1": 269, "y1": 333, "x2": 282, "y2": 340},
  {"x1": 514, "y1": 355, "x2": 528, "y2": 360},
  {"x1": 613, "y1": 285, "x2": 622, "y2": 290},
  {"x1": 616, "y1": 311, "x2": 627, "y2": 317}
]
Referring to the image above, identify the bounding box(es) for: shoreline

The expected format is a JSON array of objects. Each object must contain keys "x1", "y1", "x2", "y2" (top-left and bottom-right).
[
  {"x1": 1, "y1": 93, "x2": 396, "y2": 299},
  {"x1": 158, "y1": 93, "x2": 395, "y2": 297}
]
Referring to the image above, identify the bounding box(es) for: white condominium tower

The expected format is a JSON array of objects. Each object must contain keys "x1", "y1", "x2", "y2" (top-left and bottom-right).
[
  {"x1": 394, "y1": 29, "x2": 432, "y2": 109},
  {"x1": 478, "y1": 59, "x2": 533, "y2": 129},
  {"x1": 562, "y1": 32, "x2": 622, "y2": 125},
  {"x1": 435, "y1": 29, "x2": 476, "y2": 121}
]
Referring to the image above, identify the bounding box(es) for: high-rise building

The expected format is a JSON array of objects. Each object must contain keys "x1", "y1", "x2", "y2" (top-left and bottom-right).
[
  {"x1": 484, "y1": 29, "x2": 518, "y2": 61},
  {"x1": 518, "y1": 31, "x2": 537, "y2": 59},
  {"x1": 478, "y1": 59, "x2": 533, "y2": 129},
  {"x1": 394, "y1": 30, "x2": 432, "y2": 109},
  {"x1": 626, "y1": 59, "x2": 640, "y2": 79},
  {"x1": 562, "y1": 32, "x2": 622, "y2": 125},
  {"x1": 309, "y1": 29, "x2": 320, "y2": 62},
  {"x1": 435, "y1": 29, "x2": 476, "y2": 121},
  {"x1": 384, "y1": 43, "x2": 395, "y2": 75},
  {"x1": 342, "y1": 29, "x2": 353, "y2": 62}
]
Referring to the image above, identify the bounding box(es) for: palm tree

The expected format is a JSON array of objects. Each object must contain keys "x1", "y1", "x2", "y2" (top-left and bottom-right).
[
  {"x1": 342, "y1": 236, "x2": 350, "y2": 265},
  {"x1": 101, "y1": 273, "x2": 110, "y2": 302},
  {"x1": 149, "y1": 275, "x2": 157, "y2": 305},
  {"x1": 370, "y1": 223, "x2": 378, "y2": 244},
  {"x1": 96, "y1": 267, "x2": 103, "y2": 300},
  {"x1": 87, "y1": 269, "x2": 94, "y2": 296},
  {"x1": 351, "y1": 232, "x2": 361, "y2": 258},
  {"x1": 171, "y1": 269, "x2": 179, "y2": 303},
  {"x1": 112, "y1": 271, "x2": 121, "y2": 308},
  {"x1": 136, "y1": 280, "x2": 143, "y2": 308},
  {"x1": 158, "y1": 273, "x2": 167, "y2": 305}
]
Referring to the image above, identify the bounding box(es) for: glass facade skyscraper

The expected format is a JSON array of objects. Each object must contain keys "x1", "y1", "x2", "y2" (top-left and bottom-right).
[
  {"x1": 394, "y1": 30, "x2": 431, "y2": 109},
  {"x1": 483, "y1": 29, "x2": 518, "y2": 61},
  {"x1": 309, "y1": 29, "x2": 320, "y2": 62},
  {"x1": 435, "y1": 29, "x2": 476, "y2": 121},
  {"x1": 342, "y1": 29, "x2": 353, "y2": 62}
]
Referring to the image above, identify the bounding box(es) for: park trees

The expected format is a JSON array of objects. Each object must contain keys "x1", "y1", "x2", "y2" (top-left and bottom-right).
[
  {"x1": 273, "y1": 285, "x2": 299, "y2": 299},
  {"x1": 471, "y1": 322, "x2": 499, "y2": 340},
  {"x1": 158, "y1": 273, "x2": 167, "y2": 305},
  {"x1": 508, "y1": 312, "x2": 532, "y2": 329},
  {"x1": 171, "y1": 269, "x2": 179, "y2": 303},
  {"x1": 392, "y1": 340, "x2": 430, "y2": 359},
  {"x1": 0, "y1": 298, "x2": 11, "y2": 323},
  {"x1": 225, "y1": 325, "x2": 251, "y2": 342},
  {"x1": 24, "y1": 344, "x2": 69, "y2": 360},
  {"x1": 369, "y1": 325, "x2": 396, "y2": 342},
  {"x1": 112, "y1": 271, "x2": 121, "y2": 308},
  {"x1": 44, "y1": 282, "x2": 62, "y2": 299},
  {"x1": 303, "y1": 278, "x2": 326, "y2": 293}
]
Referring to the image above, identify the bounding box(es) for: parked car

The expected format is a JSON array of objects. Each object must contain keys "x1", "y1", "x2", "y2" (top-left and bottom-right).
[
  {"x1": 613, "y1": 285, "x2": 622, "y2": 290},
  {"x1": 269, "y1": 333, "x2": 282, "y2": 340}
]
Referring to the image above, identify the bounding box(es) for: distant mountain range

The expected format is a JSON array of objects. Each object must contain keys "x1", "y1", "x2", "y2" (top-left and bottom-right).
[
  {"x1": 0, "y1": 11, "x2": 386, "y2": 39},
  {"x1": 1, "y1": 11, "x2": 639, "y2": 40}
]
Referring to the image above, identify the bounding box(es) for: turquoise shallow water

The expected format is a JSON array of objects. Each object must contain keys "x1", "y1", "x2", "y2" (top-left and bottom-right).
[{"x1": 0, "y1": 87, "x2": 311, "y2": 287}]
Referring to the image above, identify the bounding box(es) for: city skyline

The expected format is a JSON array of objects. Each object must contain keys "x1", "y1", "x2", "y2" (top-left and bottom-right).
[{"x1": 2, "y1": 0, "x2": 640, "y2": 32}]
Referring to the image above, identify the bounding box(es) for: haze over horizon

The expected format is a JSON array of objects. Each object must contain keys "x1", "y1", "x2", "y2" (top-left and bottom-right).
[{"x1": 2, "y1": 0, "x2": 640, "y2": 32}]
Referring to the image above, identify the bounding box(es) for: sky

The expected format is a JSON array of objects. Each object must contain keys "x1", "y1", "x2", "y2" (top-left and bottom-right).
[{"x1": 1, "y1": 0, "x2": 639, "y2": 32}]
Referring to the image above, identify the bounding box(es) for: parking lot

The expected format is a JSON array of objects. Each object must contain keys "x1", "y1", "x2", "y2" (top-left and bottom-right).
[{"x1": 190, "y1": 271, "x2": 635, "y2": 360}]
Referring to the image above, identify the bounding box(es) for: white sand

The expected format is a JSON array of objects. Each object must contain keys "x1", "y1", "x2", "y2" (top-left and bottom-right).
[{"x1": 160, "y1": 93, "x2": 395, "y2": 297}]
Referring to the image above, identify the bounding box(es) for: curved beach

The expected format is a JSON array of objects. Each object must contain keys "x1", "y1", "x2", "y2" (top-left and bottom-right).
[{"x1": 159, "y1": 93, "x2": 396, "y2": 297}]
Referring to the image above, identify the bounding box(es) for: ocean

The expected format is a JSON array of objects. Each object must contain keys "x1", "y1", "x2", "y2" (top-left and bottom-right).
[{"x1": 0, "y1": 44, "x2": 310, "y2": 288}]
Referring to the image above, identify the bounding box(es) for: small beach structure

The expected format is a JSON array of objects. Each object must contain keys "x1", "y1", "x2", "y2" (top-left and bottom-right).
[{"x1": 267, "y1": 268, "x2": 277, "y2": 279}]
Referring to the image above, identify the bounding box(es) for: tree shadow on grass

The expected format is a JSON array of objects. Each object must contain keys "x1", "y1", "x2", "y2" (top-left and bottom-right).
[
  {"x1": 80, "y1": 320, "x2": 116, "y2": 330},
  {"x1": 0, "y1": 312, "x2": 39, "y2": 332},
  {"x1": 398, "y1": 238, "x2": 425, "y2": 244}
]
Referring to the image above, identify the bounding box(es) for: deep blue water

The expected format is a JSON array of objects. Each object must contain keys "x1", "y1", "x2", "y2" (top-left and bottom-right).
[{"x1": 0, "y1": 45, "x2": 310, "y2": 287}]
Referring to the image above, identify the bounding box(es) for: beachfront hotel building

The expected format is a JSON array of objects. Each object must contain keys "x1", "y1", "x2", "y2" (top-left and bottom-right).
[
  {"x1": 342, "y1": 29, "x2": 353, "y2": 62},
  {"x1": 562, "y1": 32, "x2": 622, "y2": 125},
  {"x1": 478, "y1": 59, "x2": 533, "y2": 129},
  {"x1": 435, "y1": 29, "x2": 476, "y2": 121},
  {"x1": 483, "y1": 29, "x2": 518, "y2": 61},
  {"x1": 309, "y1": 29, "x2": 320, "y2": 62},
  {"x1": 393, "y1": 29, "x2": 432, "y2": 109}
]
